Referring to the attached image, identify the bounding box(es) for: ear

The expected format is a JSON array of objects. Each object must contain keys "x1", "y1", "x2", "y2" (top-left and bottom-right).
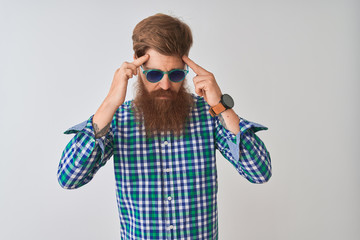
[{"x1": 133, "y1": 54, "x2": 137, "y2": 60}]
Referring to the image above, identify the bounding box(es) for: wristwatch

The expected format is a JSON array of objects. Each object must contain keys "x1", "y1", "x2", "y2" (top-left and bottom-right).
[{"x1": 209, "y1": 94, "x2": 234, "y2": 117}]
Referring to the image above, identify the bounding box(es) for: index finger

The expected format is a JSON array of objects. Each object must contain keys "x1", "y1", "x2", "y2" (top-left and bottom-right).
[
  {"x1": 182, "y1": 55, "x2": 208, "y2": 75},
  {"x1": 132, "y1": 54, "x2": 150, "y2": 67}
]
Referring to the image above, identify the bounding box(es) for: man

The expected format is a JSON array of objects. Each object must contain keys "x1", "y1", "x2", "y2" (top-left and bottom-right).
[{"x1": 58, "y1": 13, "x2": 271, "y2": 240}]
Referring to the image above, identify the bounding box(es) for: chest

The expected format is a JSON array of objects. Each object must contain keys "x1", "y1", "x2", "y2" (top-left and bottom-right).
[{"x1": 112, "y1": 112, "x2": 217, "y2": 198}]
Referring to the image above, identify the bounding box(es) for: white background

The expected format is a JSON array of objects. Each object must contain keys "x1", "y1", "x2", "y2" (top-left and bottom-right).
[{"x1": 1, "y1": 0, "x2": 359, "y2": 239}]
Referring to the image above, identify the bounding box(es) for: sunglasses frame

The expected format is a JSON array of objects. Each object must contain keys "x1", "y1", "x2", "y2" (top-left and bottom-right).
[{"x1": 140, "y1": 65, "x2": 189, "y2": 83}]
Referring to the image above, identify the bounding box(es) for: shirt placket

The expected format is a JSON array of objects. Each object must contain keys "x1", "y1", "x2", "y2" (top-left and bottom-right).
[{"x1": 160, "y1": 133, "x2": 175, "y2": 239}]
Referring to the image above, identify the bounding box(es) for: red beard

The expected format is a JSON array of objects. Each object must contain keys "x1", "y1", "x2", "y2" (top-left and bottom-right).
[{"x1": 133, "y1": 79, "x2": 194, "y2": 137}]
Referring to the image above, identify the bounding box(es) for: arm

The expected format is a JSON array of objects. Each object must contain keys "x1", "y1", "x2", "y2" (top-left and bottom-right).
[
  {"x1": 57, "y1": 54, "x2": 150, "y2": 189},
  {"x1": 57, "y1": 114, "x2": 115, "y2": 189},
  {"x1": 181, "y1": 55, "x2": 271, "y2": 183},
  {"x1": 217, "y1": 108, "x2": 239, "y2": 135},
  {"x1": 214, "y1": 114, "x2": 272, "y2": 183}
]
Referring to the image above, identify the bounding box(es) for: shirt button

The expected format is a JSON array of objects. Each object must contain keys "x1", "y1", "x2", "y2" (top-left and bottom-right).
[
  {"x1": 167, "y1": 196, "x2": 172, "y2": 201},
  {"x1": 163, "y1": 141, "x2": 169, "y2": 146},
  {"x1": 169, "y1": 225, "x2": 174, "y2": 230},
  {"x1": 165, "y1": 168, "x2": 171, "y2": 173}
]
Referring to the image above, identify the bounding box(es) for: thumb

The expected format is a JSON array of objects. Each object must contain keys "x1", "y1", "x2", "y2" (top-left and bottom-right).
[{"x1": 195, "y1": 87, "x2": 203, "y2": 96}]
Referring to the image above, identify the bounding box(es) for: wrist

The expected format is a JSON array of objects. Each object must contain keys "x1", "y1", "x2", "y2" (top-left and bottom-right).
[
  {"x1": 208, "y1": 95, "x2": 222, "y2": 107},
  {"x1": 209, "y1": 94, "x2": 234, "y2": 117}
]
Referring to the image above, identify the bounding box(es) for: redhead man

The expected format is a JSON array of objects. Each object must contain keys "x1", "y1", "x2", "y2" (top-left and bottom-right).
[{"x1": 58, "y1": 13, "x2": 271, "y2": 240}]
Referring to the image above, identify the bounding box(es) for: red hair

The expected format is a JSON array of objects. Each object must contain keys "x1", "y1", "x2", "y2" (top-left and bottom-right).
[{"x1": 132, "y1": 13, "x2": 193, "y2": 58}]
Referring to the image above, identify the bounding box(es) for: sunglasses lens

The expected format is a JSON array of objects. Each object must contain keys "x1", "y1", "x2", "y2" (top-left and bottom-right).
[
  {"x1": 146, "y1": 70, "x2": 163, "y2": 83},
  {"x1": 169, "y1": 70, "x2": 186, "y2": 82}
]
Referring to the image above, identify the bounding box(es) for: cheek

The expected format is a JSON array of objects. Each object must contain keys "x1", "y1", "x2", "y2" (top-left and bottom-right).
[
  {"x1": 138, "y1": 74, "x2": 151, "y2": 92},
  {"x1": 172, "y1": 82, "x2": 184, "y2": 92},
  {"x1": 174, "y1": 85, "x2": 181, "y2": 92}
]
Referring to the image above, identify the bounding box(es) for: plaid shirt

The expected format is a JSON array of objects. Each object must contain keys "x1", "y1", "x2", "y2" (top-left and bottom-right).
[{"x1": 58, "y1": 95, "x2": 271, "y2": 240}]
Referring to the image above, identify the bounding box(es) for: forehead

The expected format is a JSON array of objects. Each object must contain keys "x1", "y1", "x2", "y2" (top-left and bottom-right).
[{"x1": 144, "y1": 49, "x2": 184, "y2": 70}]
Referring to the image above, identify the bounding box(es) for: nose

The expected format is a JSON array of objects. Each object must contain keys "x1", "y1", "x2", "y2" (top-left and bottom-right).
[{"x1": 158, "y1": 74, "x2": 171, "y2": 90}]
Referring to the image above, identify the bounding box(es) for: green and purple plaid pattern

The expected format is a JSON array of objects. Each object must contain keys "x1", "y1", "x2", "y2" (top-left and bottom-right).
[{"x1": 58, "y1": 95, "x2": 271, "y2": 239}]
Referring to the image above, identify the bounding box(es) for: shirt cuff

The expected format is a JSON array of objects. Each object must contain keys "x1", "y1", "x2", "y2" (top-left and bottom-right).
[
  {"x1": 63, "y1": 115, "x2": 106, "y2": 160},
  {"x1": 214, "y1": 115, "x2": 238, "y2": 143},
  {"x1": 239, "y1": 117, "x2": 268, "y2": 134},
  {"x1": 63, "y1": 115, "x2": 96, "y2": 138},
  {"x1": 218, "y1": 116, "x2": 268, "y2": 161}
]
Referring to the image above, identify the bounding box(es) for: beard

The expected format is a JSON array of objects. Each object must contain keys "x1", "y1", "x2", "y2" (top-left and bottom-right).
[{"x1": 133, "y1": 78, "x2": 194, "y2": 137}]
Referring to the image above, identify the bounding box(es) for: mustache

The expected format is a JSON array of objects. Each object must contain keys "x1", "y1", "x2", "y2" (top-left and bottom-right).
[{"x1": 149, "y1": 89, "x2": 177, "y2": 99}]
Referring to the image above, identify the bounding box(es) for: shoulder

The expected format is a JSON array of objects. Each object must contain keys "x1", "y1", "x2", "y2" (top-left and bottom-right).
[
  {"x1": 191, "y1": 93, "x2": 210, "y2": 112},
  {"x1": 113, "y1": 99, "x2": 135, "y2": 122},
  {"x1": 119, "y1": 99, "x2": 133, "y2": 112}
]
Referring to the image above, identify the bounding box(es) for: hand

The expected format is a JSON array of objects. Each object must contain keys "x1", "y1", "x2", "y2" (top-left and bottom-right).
[
  {"x1": 106, "y1": 54, "x2": 150, "y2": 107},
  {"x1": 182, "y1": 55, "x2": 222, "y2": 107}
]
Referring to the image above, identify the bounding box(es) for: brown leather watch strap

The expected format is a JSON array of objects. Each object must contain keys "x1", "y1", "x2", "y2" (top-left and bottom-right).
[{"x1": 209, "y1": 102, "x2": 226, "y2": 117}]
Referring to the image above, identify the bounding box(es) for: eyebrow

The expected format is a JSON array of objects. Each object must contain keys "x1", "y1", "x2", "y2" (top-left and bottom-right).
[{"x1": 143, "y1": 64, "x2": 186, "y2": 71}]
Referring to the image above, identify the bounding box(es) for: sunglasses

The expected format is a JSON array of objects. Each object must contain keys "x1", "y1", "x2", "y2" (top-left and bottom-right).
[{"x1": 140, "y1": 65, "x2": 189, "y2": 83}]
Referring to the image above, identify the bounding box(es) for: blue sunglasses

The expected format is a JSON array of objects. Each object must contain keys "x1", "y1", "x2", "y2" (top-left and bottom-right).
[{"x1": 140, "y1": 65, "x2": 189, "y2": 83}]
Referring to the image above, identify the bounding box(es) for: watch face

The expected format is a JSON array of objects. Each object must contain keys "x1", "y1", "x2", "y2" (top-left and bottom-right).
[{"x1": 222, "y1": 94, "x2": 234, "y2": 108}]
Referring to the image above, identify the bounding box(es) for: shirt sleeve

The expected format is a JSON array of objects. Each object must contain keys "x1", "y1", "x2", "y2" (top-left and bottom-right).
[
  {"x1": 57, "y1": 114, "x2": 115, "y2": 189},
  {"x1": 214, "y1": 116, "x2": 272, "y2": 184}
]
